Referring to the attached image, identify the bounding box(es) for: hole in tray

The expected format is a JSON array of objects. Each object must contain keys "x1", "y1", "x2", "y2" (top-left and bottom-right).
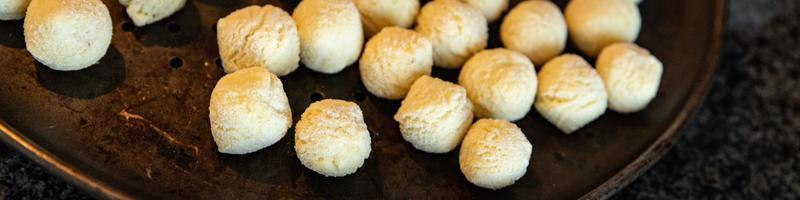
[
  {"x1": 353, "y1": 90, "x2": 366, "y2": 102},
  {"x1": 122, "y1": 21, "x2": 136, "y2": 32},
  {"x1": 310, "y1": 92, "x2": 324, "y2": 102},
  {"x1": 167, "y1": 22, "x2": 181, "y2": 33},
  {"x1": 170, "y1": 57, "x2": 184, "y2": 68}
]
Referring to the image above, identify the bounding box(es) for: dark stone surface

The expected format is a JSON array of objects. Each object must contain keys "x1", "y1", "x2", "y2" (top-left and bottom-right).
[{"x1": 0, "y1": 0, "x2": 797, "y2": 199}]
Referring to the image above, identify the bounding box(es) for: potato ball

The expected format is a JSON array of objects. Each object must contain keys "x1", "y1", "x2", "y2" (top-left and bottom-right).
[
  {"x1": 416, "y1": 0, "x2": 488, "y2": 69},
  {"x1": 118, "y1": 0, "x2": 186, "y2": 27},
  {"x1": 454, "y1": 0, "x2": 509, "y2": 23},
  {"x1": 535, "y1": 54, "x2": 607, "y2": 134},
  {"x1": 217, "y1": 5, "x2": 300, "y2": 76},
  {"x1": 360, "y1": 27, "x2": 432, "y2": 100},
  {"x1": 209, "y1": 67, "x2": 292, "y2": 154},
  {"x1": 0, "y1": 0, "x2": 31, "y2": 20},
  {"x1": 394, "y1": 75, "x2": 474, "y2": 153},
  {"x1": 596, "y1": 43, "x2": 663, "y2": 113},
  {"x1": 295, "y1": 99, "x2": 371, "y2": 177},
  {"x1": 565, "y1": 0, "x2": 641, "y2": 57},
  {"x1": 460, "y1": 119, "x2": 532, "y2": 190},
  {"x1": 24, "y1": 0, "x2": 112, "y2": 71},
  {"x1": 293, "y1": 0, "x2": 363, "y2": 74},
  {"x1": 459, "y1": 49, "x2": 537, "y2": 121},
  {"x1": 500, "y1": 0, "x2": 567, "y2": 66},
  {"x1": 353, "y1": 0, "x2": 419, "y2": 37}
]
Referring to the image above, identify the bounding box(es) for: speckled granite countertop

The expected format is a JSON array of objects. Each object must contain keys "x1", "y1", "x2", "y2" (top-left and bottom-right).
[{"x1": 0, "y1": 0, "x2": 797, "y2": 199}]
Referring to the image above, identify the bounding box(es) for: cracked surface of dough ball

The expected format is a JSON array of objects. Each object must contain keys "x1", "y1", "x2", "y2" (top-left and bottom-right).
[
  {"x1": 209, "y1": 67, "x2": 292, "y2": 154},
  {"x1": 459, "y1": 49, "x2": 537, "y2": 121},
  {"x1": 501, "y1": 0, "x2": 566, "y2": 66},
  {"x1": 394, "y1": 76, "x2": 473, "y2": 153},
  {"x1": 597, "y1": 43, "x2": 663, "y2": 113},
  {"x1": 452, "y1": 0, "x2": 509, "y2": 23},
  {"x1": 24, "y1": 0, "x2": 112, "y2": 71},
  {"x1": 295, "y1": 99, "x2": 371, "y2": 177},
  {"x1": 217, "y1": 5, "x2": 300, "y2": 76},
  {"x1": 416, "y1": 0, "x2": 488, "y2": 69},
  {"x1": 353, "y1": 0, "x2": 419, "y2": 37},
  {"x1": 119, "y1": 0, "x2": 186, "y2": 27},
  {"x1": 293, "y1": 0, "x2": 363, "y2": 74},
  {"x1": 0, "y1": 0, "x2": 31, "y2": 20},
  {"x1": 535, "y1": 54, "x2": 607, "y2": 134},
  {"x1": 360, "y1": 27, "x2": 432, "y2": 100},
  {"x1": 460, "y1": 119, "x2": 532, "y2": 190},
  {"x1": 566, "y1": 0, "x2": 641, "y2": 57}
]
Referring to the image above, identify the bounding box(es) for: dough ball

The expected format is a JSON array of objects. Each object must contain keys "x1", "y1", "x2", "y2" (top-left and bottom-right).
[
  {"x1": 416, "y1": 0, "x2": 488, "y2": 69},
  {"x1": 460, "y1": 119, "x2": 532, "y2": 190},
  {"x1": 118, "y1": 0, "x2": 186, "y2": 27},
  {"x1": 209, "y1": 67, "x2": 292, "y2": 154},
  {"x1": 24, "y1": 0, "x2": 112, "y2": 71},
  {"x1": 295, "y1": 99, "x2": 371, "y2": 177},
  {"x1": 535, "y1": 54, "x2": 607, "y2": 134},
  {"x1": 353, "y1": 0, "x2": 419, "y2": 37},
  {"x1": 500, "y1": 0, "x2": 567, "y2": 66},
  {"x1": 0, "y1": 0, "x2": 31, "y2": 20},
  {"x1": 217, "y1": 5, "x2": 300, "y2": 76},
  {"x1": 394, "y1": 75, "x2": 473, "y2": 153},
  {"x1": 459, "y1": 49, "x2": 537, "y2": 121},
  {"x1": 596, "y1": 43, "x2": 663, "y2": 113},
  {"x1": 360, "y1": 27, "x2": 432, "y2": 100},
  {"x1": 453, "y1": 0, "x2": 509, "y2": 23},
  {"x1": 565, "y1": 0, "x2": 641, "y2": 57},
  {"x1": 293, "y1": 0, "x2": 363, "y2": 74}
]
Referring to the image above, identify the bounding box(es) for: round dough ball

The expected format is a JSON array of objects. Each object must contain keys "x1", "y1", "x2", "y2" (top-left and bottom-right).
[
  {"x1": 452, "y1": 0, "x2": 509, "y2": 23},
  {"x1": 501, "y1": 0, "x2": 567, "y2": 66},
  {"x1": 416, "y1": 0, "x2": 488, "y2": 69},
  {"x1": 295, "y1": 99, "x2": 371, "y2": 177},
  {"x1": 0, "y1": 0, "x2": 31, "y2": 20},
  {"x1": 118, "y1": 0, "x2": 186, "y2": 27},
  {"x1": 353, "y1": 0, "x2": 419, "y2": 37},
  {"x1": 459, "y1": 49, "x2": 537, "y2": 121},
  {"x1": 394, "y1": 75, "x2": 473, "y2": 153},
  {"x1": 293, "y1": 0, "x2": 364, "y2": 74},
  {"x1": 460, "y1": 119, "x2": 532, "y2": 190},
  {"x1": 360, "y1": 27, "x2": 433, "y2": 100},
  {"x1": 209, "y1": 67, "x2": 292, "y2": 154},
  {"x1": 565, "y1": 0, "x2": 641, "y2": 57},
  {"x1": 596, "y1": 43, "x2": 663, "y2": 113},
  {"x1": 217, "y1": 5, "x2": 300, "y2": 76},
  {"x1": 24, "y1": 0, "x2": 112, "y2": 71},
  {"x1": 535, "y1": 54, "x2": 607, "y2": 134}
]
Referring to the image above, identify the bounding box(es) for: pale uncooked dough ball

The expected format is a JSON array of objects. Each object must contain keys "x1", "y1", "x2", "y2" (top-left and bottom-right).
[
  {"x1": 394, "y1": 75, "x2": 473, "y2": 153},
  {"x1": 24, "y1": 0, "x2": 112, "y2": 71},
  {"x1": 293, "y1": 0, "x2": 363, "y2": 74},
  {"x1": 209, "y1": 67, "x2": 292, "y2": 154},
  {"x1": 501, "y1": 0, "x2": 567, "y2": 66},
  {"x1": 295, "y1": 99, "x2": 371, "y2": 177},
  {"x1": 459, "y1": 49, "x2": 537, "y2": 121},
  {"x1": 535, "y1": 54, "x2": 607, "y2": 134},
  {"x1": 119, "y1": 0, "x2": 186, "y2": 27},
  {"x1": 452, "y1": 0, "x2": 509, "y2": 23},
  {"x1": 565, "y1": 0, "x2": 641, "y2": 57},
  {"x1": 0, "y1": 0, "x2": 31, "y2": 20},
  {"x1": 460, "y1": 119, "x2": 532, "y2": 190},
  {"x1": 353, "y1": 0, "x2": 419, "y2": 37},
  {"x1": 360, "y1": 27, "x2": 432, "y2": 100},
  {"x1": 416, "y1": 0, "x2": 488, "y2": 69},
  {"x1": 217, "y1": 5, "x2": 300, "y2": 76},
  {"x1": 597, "y1": 43, "x2": 663, "y2": 113}
]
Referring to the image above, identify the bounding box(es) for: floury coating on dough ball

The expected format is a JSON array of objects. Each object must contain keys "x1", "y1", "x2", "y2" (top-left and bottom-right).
[
  {"x1": 597, "y1": 43, "x2": 663, "y2": 113},
  {"x1": 119, "y1": 0, "x2": 186, "y2": 27},
  {"x1": 451, "y1": 0, "x2": 509, "y2": 23},
  {"x1": 394, "y1": 76, "x2": 473, "y2": 153},
  {"x1": 460, "y1": 119, "x2": 532, "y2": 190},
  {"x1": 416, "y1": 0, "x2": 488, "y2": 69},
  {"x1": 209, "y1": 67, "x2": 292, "y2": 154},
  {"x1": 353, "y1": 0, "x2": 419, "y2": 37},
  {"x1": 0, "y1": 0, "x2": 31, "y2": 20},
  {"x1": 501, "y1": 0, "x2": 567, "y2": 66},
  {"x1": 459, "y1": 49, "x2": 537, "y2": 122},
  {"x1": 535, "y1": 54, "x2": 607, "y2": 134},
  {"x1": 295, "y1": 99, "x2": 371, "y2": 177},
  {"x1": 360, "y1": 27, "x2": 432, "y2": 100},
  {"x1": 293, "y1": 0, "x2": 363, "y2": 74},
  {"x1": 24, "y1": 0, "x2": 112, "y2": 71},
  {"x1": 566, "y1": 0, "x2": 641, "y2": 57},
  {"x1": 217, "y1": 5, "x2": 300, "y2": 76}
]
